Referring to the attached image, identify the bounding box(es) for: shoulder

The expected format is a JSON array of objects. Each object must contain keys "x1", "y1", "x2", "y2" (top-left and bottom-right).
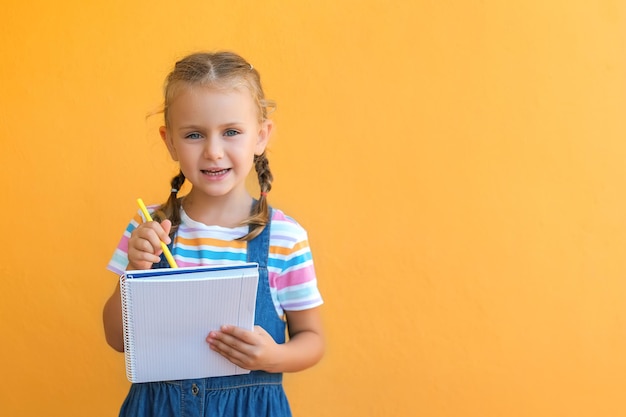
[{"x1": 269, "y1": 207, "x2": 310, "y2": 242}]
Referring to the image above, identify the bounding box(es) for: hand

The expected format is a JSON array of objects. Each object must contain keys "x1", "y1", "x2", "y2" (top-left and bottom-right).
[
  {"x1": 127, "y1": 219, "x2": 172, "y2": 270},
  {"x1": 206, "y1": 325, "x2": 282, "y2": 372}
]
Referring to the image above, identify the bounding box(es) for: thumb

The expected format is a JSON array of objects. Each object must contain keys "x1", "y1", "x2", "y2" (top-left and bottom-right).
[{"x1": 160, "y1": 219, "x2": 173, "y2": 242}]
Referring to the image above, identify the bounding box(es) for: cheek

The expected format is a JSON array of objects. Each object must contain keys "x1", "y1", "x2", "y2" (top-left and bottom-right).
[{"x1": 173, "y1": 145, "x2": 199, "y2": 164}]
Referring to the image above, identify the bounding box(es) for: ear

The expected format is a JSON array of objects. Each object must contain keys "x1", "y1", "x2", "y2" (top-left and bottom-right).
[
  {"x1": 255, "y1": 119, "x2": 273, "y2": 155},
  {"x1": 160, "y1": 126, "x2": 179, "y2": 161}
]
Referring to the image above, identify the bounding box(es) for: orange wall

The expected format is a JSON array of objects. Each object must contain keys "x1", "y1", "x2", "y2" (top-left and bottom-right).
[{"x1": 1, "y1": 1, "x2": 625, "y2": 416}]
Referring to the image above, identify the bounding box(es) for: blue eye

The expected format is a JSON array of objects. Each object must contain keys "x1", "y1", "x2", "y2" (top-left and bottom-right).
[
  {"x1": 224, "y1": 129, "x2": 239, "y2": 137},
  {"x1": 186, "y1": 132, "x2": 202, "y2": 139}
]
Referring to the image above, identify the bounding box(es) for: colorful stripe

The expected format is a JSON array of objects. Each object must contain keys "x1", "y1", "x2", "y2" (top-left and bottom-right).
[{"x1": 107, "y1": 206, "x2": 323, "y2": 316}]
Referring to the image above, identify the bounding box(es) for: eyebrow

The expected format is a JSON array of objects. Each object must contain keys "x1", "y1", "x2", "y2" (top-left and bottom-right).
[{"x1": 176, "y1": 122, "x2": 246, "y2": 130}]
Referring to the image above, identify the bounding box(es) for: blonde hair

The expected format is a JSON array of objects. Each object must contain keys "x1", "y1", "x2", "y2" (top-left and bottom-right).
[{"x1": 155, "y1": 51, "x2": 275, "y2": 241}]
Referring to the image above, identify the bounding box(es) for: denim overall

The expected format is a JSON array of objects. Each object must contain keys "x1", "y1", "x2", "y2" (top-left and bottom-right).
[{"x1": 118, "y1": 209, "x2": 292, "y2": 417}]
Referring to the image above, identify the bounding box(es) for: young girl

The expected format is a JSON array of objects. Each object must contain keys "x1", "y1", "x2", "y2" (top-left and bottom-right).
[{"x1": 103, "y1": 51, "x2": 324, "y2": 417}]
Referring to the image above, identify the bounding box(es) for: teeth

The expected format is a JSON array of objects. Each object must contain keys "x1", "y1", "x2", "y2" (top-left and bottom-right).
[{"x1": 203, "y1": 169, "x2": 228, "y2": 176}]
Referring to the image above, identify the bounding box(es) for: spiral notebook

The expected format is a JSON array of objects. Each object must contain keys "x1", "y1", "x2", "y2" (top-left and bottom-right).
[{"x1": 120, "y1": 263, "x2": 259, "y2": 383}]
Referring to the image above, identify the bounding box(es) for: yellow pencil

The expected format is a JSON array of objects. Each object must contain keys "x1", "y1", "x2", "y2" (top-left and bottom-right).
[{"x1": 136, "y1": 198, "x2": 178, "y2": 268}]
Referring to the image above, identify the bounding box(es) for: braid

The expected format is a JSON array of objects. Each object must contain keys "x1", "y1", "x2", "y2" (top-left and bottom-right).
[
  {"x1": 255, "y1": 151, "x2": 273, "y2": 195},
  {"x1": 154, "y1": 170, "x2": 185, "y2": 238},
  {"x1": 238, "y1": 152, "x2": 273, "y2": 241}
]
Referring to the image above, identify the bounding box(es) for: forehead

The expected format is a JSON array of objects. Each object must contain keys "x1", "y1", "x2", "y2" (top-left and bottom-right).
[
  {"x1": 166, "y1": 85, "x2": 258, "y2": 123},
  {"x1": 168, "y1": 78, "x2": 255, "y2": 101}
]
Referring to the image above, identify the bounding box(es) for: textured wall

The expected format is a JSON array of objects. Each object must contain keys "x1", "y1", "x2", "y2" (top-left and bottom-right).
[{"x1": 1, "y1": 1, "x2": 625, "y2": 416}]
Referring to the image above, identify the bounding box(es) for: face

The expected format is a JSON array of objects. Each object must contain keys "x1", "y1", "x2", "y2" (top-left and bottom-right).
[{"x1": 161, "y1": 85, "x2": 271, "y2": 204}]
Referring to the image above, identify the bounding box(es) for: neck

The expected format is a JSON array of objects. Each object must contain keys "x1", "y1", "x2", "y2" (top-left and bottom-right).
[{"x1": 181, "y1": 191, "x2": 253, "y2": 227}]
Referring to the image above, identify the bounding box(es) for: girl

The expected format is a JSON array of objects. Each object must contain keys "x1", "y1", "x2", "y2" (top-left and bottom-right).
[{"x1": 103, "y1": 51, "x2": 325, "y2": 417}]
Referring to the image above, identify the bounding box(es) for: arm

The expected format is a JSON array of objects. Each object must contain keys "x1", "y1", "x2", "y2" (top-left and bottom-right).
[
  {"x1": 103, "y1": 283, "x2": 124, "y2": 352},
  {"x1": 206, "y1": 306, "x2": 325, "y2": 373},
  {"x1": 280, "y1": 307, "x2": 326, "y2": 372},
  {"x1": 102, "y1": 219, "x2": 173, "y2": 352}
]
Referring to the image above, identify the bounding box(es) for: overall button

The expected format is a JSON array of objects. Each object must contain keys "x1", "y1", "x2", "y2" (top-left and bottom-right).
[{"x1": 191, "y1": 383, "x2": 199, "y2": 396}]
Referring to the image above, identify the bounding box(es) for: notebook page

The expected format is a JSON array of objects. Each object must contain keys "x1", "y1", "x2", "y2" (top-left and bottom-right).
[{"x1": 122, "y1": 266, "x2": 258, "y2": 383}]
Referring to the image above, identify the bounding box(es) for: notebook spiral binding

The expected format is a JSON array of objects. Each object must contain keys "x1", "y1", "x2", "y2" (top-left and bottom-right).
[{"x1": 119, "y1": 275, "x2": 136, "y2": 381}]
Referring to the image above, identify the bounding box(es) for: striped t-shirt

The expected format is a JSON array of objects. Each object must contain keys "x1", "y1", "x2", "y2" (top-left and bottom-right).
[{"x1": 107, "y1": 206, "x2": 323, "y2": 316}]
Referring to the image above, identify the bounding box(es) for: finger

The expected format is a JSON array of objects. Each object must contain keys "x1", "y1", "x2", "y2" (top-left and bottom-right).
[
  {"x1": 128, "y1": 244, "x2": 161, "y2": 263},
  {"x1": 208, "y1": 329, "x2": 247, "y2": 352},
  {"x1": 160, "y1": 219, "x2": 172, "y2": 243},
  {"x1": 134, "y1": 224, "x2": 167, "y2": 253},
  {"x1": 209, "y1": 341, "x2": 247, "y2": 368},
  {"x1": 127, "y1": 240, "x2": 162, "y2": 265},
  {"x1": 217, "y1": 325, "x2": 256, "y2": 344},
  {"x1": 211, "y1": 340, "x2": 256, "y2": 370},
  {"x1": 128, "y1": 226, "x2": 165, "y2": 266},
  {"x1": 208, "y1": 334, "x2": 247, "y2": 363},
  {"x1": 149, "y1": 220, "x2": 172, "y2": 246}
]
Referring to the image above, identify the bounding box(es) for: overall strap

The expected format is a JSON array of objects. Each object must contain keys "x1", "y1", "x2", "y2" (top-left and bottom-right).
[
  {"x1": 152, "y1": 235, "x2": 175, "y2": 269},
  {"x1": 246, "y1": 208, "x2": 272, "y2": 268},
  {"x1": 246, "y1": 207, "x2": 286, "y2": 344}
]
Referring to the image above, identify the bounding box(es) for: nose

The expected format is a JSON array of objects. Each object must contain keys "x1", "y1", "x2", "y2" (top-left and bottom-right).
[{"x1": 203, "y1": 137, "x2": 224, "y2": 160}]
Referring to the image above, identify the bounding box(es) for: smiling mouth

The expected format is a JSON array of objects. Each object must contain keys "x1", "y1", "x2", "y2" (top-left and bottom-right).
[{"x1": 201, "y1": 168, "x2": 230, "y2": 176}]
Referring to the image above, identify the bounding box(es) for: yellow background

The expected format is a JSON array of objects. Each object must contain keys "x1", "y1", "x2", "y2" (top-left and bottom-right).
[{"x1": 1, "y1": 1, "x2": 625, "y2": 416}]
